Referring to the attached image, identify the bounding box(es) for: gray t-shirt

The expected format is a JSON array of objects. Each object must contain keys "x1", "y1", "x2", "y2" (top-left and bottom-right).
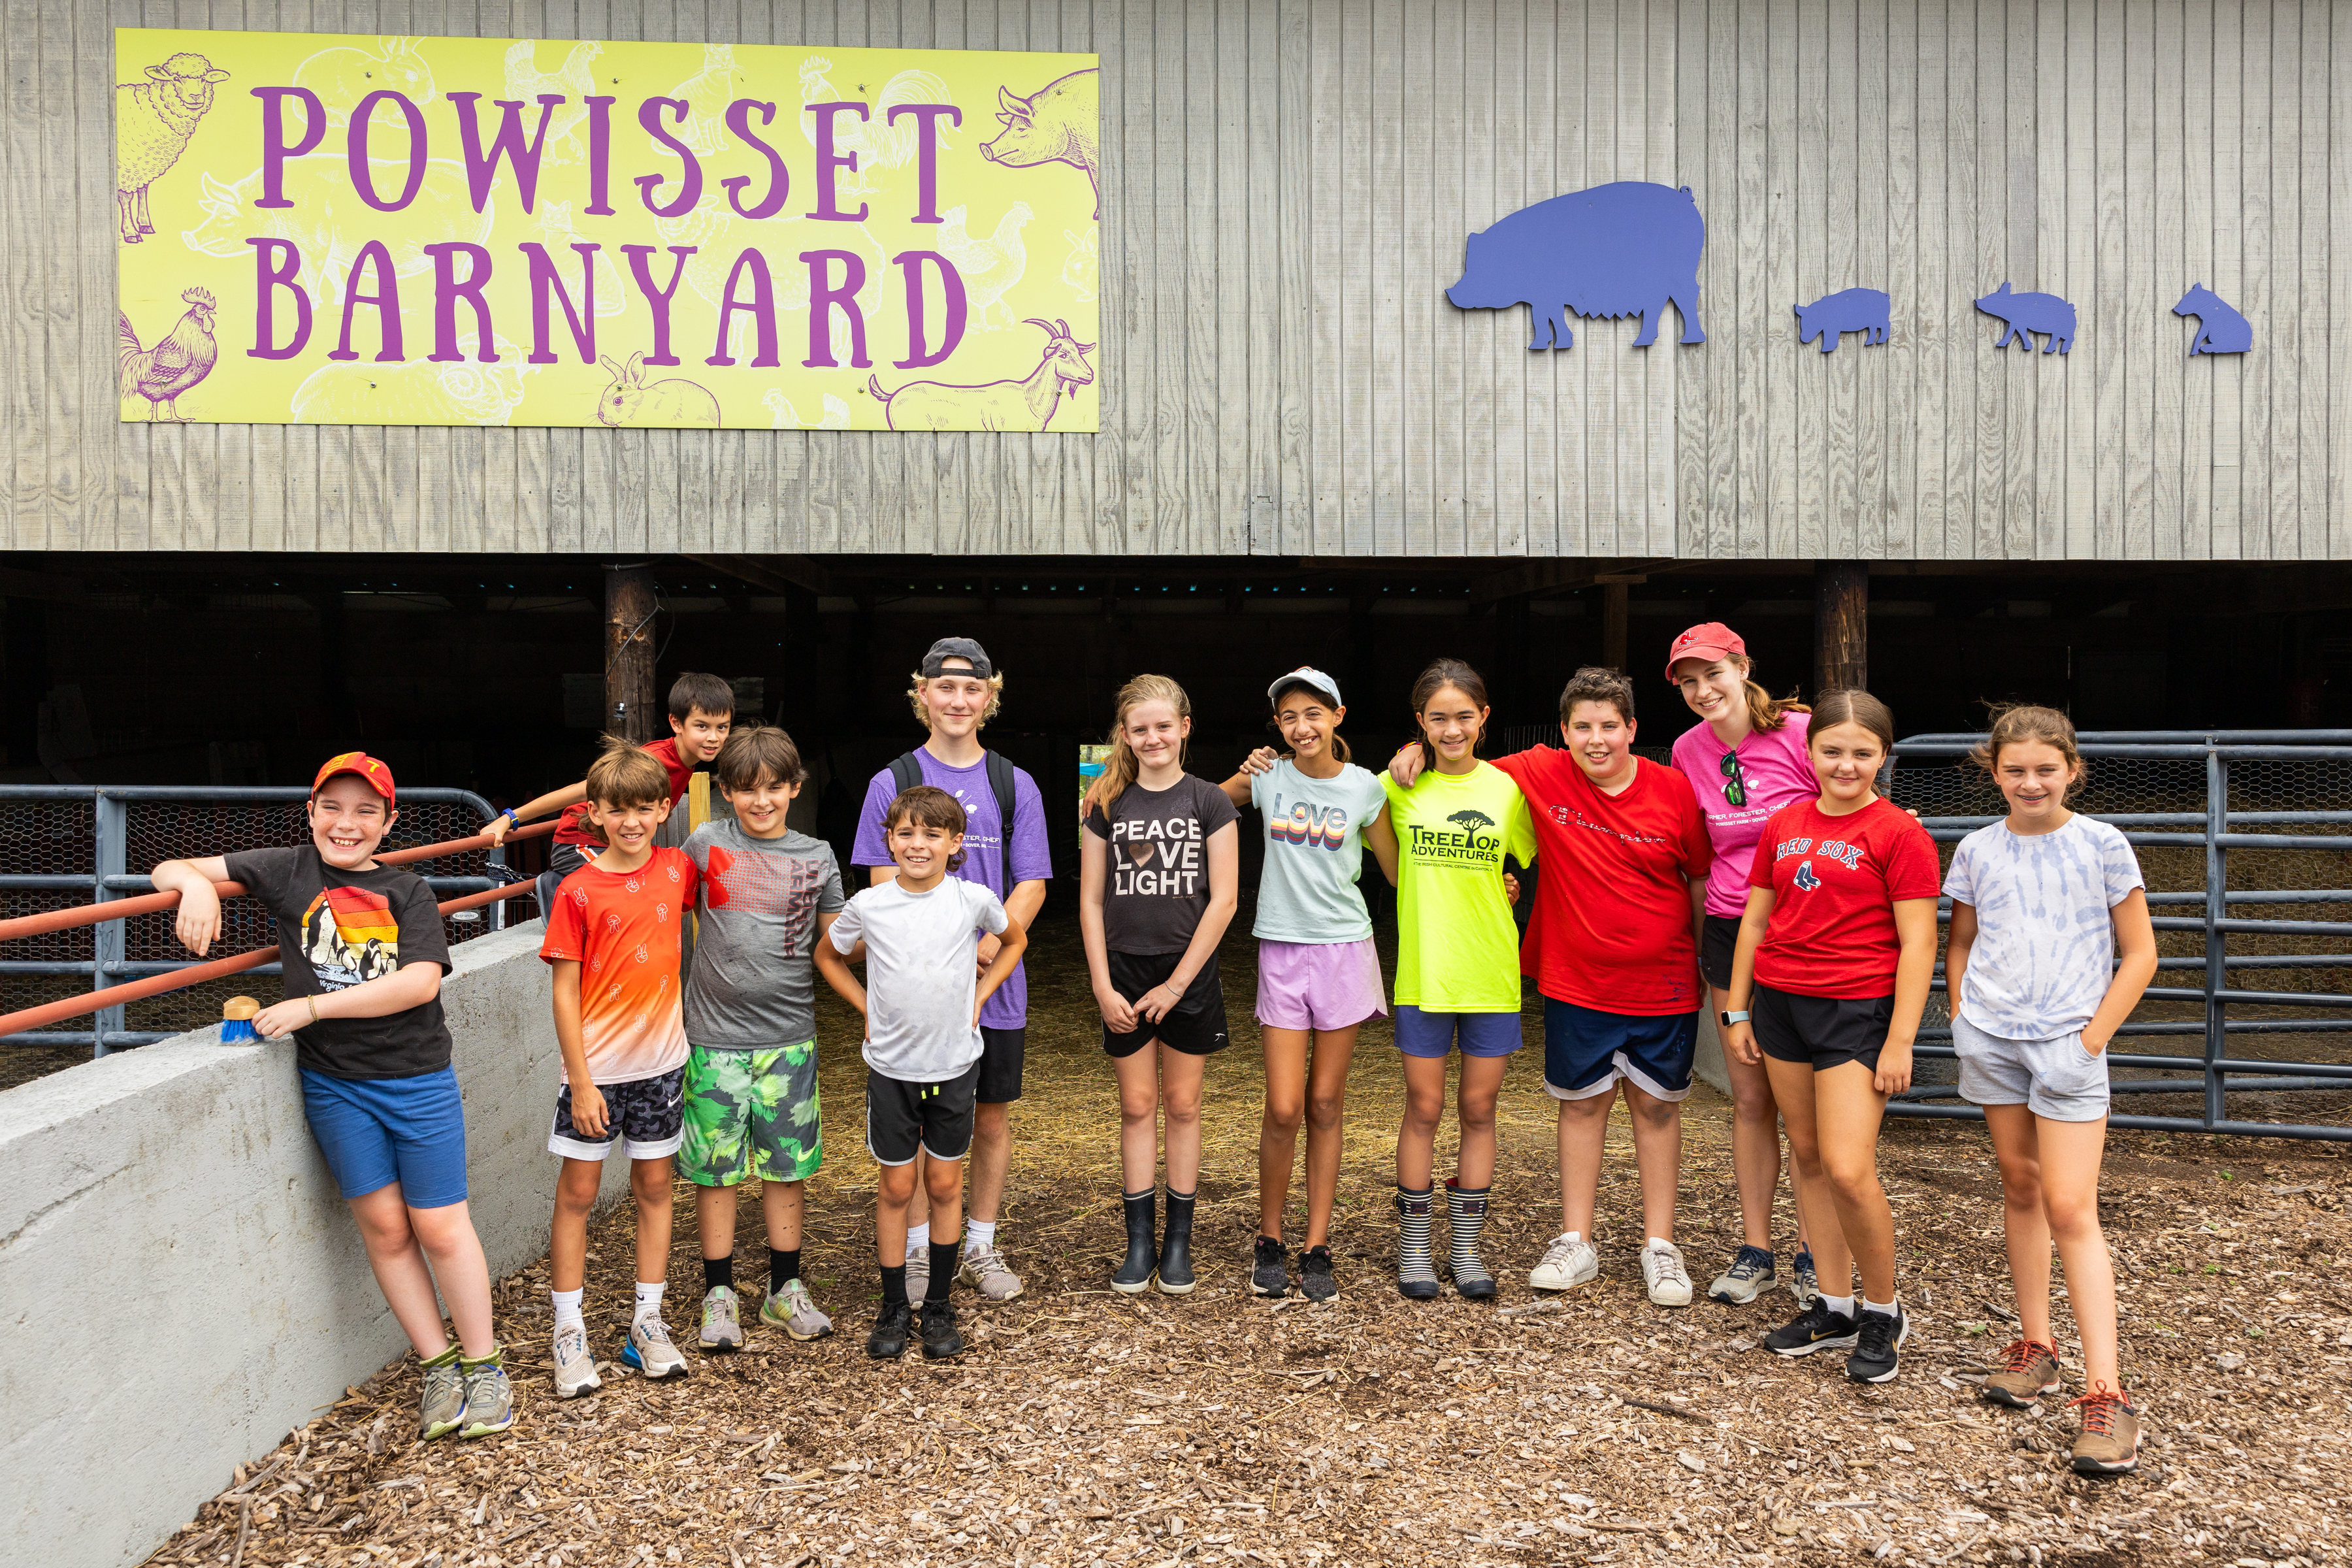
[
  {"x1": 828, "y1": 877, "x2": 1009, "y2": 1082},
  {"x1": 1248, "y1": 759, "x2": 1390, "y2": 944},
  {"x1": 680, "y1": 822, "x2": 847, "y2": 1049},
  {"x1": 1944, "y1": 813, "x2": 2145, "y2": 1041}
]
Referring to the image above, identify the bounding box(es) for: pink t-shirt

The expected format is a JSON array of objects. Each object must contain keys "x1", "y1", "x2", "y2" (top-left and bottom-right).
[{"x1": 1670, "y1": 710, "x2": 1818, "y2": 918}]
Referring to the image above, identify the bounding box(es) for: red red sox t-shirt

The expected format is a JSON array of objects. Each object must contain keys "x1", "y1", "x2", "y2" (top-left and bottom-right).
[
  {"x1": 553, "y1": 737, "x2": 696, "y2": 847},
  {"x1": 1748, "y1": 795, "x2": 1941, "y2": 998},
  {"x1": 1494, "y1": 749, "x2": 1713, "y2": 1016}
]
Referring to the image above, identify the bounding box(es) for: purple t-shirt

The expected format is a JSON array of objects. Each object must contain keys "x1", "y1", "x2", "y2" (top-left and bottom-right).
[
  {"x1": 853, "y1": 748, "x2": 1053, "y2": 1029},
  {"x1": 1669, "y1": 710, "x2": 1818, "y2": 918}
]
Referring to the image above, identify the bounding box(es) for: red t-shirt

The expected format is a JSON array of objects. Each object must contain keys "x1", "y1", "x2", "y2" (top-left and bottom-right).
[
  {"x1": 1748, "y1": 796, "x2": 1940, "y2": 999},
  {"x1": 1494, "y1": 749, "x2": 1714, "y2": 1016},
  {"x1": 553, "y1": 736, "x2": 696, "y2": 847},
  {"x1": 538, "y1": 846, "x2": 702, "y2": 1083}
]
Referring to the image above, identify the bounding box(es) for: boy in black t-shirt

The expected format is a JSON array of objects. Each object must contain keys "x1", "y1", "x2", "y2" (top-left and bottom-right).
[{"x1": 153, "y1": 752, "x2": 511, "y2": 1442}]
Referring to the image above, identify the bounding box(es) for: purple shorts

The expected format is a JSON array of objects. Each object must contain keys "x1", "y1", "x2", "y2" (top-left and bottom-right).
[{"x1": 1254, "y1": 938, "x2": 1388, "y2": 1032}]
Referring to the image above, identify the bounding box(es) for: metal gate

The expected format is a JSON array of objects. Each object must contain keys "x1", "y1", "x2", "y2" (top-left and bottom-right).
[
  {"x1": 0, "y1": 785, "x2": 511, "y2": 1056},
  {"x1": 1888, "y1": 731, "x2": 2352, "y2": 1142}
]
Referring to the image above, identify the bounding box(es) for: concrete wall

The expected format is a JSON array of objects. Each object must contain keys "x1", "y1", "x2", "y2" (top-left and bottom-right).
[{"x1": 0, "y1": 920, "x2": 622, "y2": 1568}]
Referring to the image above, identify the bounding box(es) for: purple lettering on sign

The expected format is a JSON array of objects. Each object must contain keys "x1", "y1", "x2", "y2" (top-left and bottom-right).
[
  {"x1": 708, "y1": 250, "x2": 781, "y2": 368},
  {"x1": 890, "y1": 251, "x2": 966, "y2": 369},
  {"x1": 346, "y1": 90, "x2": 427, "y2": 212},
  {"x1": 246, "y1": 237, "x2": 312, "y2": 359},
  {"x1": 621, "y1": 244, "x2": 695, "y2": 365},
  {"x1": 328, "y1": 238, "x2": 404, "y2": 361},
  {"x1": 583, "y1": 96, "x2": 617, "y2": 215},
  {"x1": 250, "y1": 87, "x2": 325, "y2": 208},
  {"x1": 519, "y1": 242, "x2": 599, "y2": 364},
  {"x1": 885, "y1": 104, "x2": 960, "y2": 224},
  {"x1": 805, "y1": 102, "x2": 870, "y2": 222},
  {"x1": 424, "y1": 242, "x2": 498, "y2": 362},
  {"x1": 721, "y1": 101, "x2": 791, "y2": 220},
  {"x1": 447, "y1": 91, "x2": 564, "y2": 213},
  {"x1": 636, "y1": 98, "x2": 702, "y2": 218},
  {"x1": 798, "y1": 249, "x2": 870, "y2": 368}
]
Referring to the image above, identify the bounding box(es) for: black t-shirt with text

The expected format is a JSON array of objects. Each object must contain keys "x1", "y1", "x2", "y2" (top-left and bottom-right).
[
  {"x1": 223, "y1": 847, "x2": 455, "y2": 1080},
  {"x1": 1083, "y1": 774, "x2": 1239, "y2": 955}
]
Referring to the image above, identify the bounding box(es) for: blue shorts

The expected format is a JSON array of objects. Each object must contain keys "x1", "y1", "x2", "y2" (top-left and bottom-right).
[
  {"x1": 1542, "y1": 997, "x2": 1699, "y2": 1103},
  {"x1": 301, "y1": 1065, "x2": 470, "y2": 1209},
  {"x1": 1394, "y1": 1004, "x2": 1524, "y2": 1059}
]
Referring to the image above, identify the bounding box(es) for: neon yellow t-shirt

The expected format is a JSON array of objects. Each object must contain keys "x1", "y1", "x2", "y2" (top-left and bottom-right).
[{"x1": 1382, "y1": 760, "x2": 1538, "y2": 1012}]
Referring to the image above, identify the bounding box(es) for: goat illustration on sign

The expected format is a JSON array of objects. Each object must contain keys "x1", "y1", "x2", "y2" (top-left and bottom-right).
[
  {"x1": 1794, "y1": 288, "x2": 1889, "y2": 353},
  {"x1": 868, "y1": 318, "x2": 1094, "y2": 431},
  {"x1": 1976, "y1": 282, "x2": 2076, "y2": 355},
  {"x1": 1446, "y1": 182, "x2": 1706, "y2": 351},
  {"x1": 2174, "y1": 284, "x2": 2253, "y2": 355},
  {"x1": 117, "y1": 52, "x2": 231, "y2": 243}
]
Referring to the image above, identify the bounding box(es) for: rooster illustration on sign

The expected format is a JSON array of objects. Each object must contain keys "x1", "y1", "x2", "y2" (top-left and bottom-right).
[
  {"x1": 934, "y1": 203, "x2": 1034, "y2": 329},
  {"x1": 867, "y1": 318, "x2": 1094, "y2": 432},
  {"x1": 118, "y1": 288, "x2": 219, "y2": 421},
  {"x1": 117, "y1": 52, "x2": 230, "y2": 243},
  {"x1": 796, "y1": 55, "x2": 958, "y2": 200}
]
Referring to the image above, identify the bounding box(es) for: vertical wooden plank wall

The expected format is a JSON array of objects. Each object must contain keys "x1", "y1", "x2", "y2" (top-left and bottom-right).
[
  {"x1": 1676, "y1": 0, "x2": 2349, "y2": 561},
  {"x1": 11, "y1": 0, "x2": 2351, "y2": 558}
]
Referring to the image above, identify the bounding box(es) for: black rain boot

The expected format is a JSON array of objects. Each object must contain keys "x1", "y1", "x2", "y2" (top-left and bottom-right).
[
  {"x1": 1156, "y1": 1189, "x2": 1198, "y2": 1295},
  {"x1": 1112, "y1": 1189, "x2": 1158, "y2": 1294}
]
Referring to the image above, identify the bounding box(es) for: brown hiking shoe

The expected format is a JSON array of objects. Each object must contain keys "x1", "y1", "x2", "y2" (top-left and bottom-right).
[
  {"x1": 1980, "y1": 1338, "x2": 2062, "y2": 1408},
  {"x1": 2068, "y1": 1386, "x2": 2140, "y2": 1475}
]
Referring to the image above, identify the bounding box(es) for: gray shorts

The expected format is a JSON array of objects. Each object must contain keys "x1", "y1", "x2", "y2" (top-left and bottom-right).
[{"x1": 1952, "y1": 1015, "x2": 2110, "y2": 1122}]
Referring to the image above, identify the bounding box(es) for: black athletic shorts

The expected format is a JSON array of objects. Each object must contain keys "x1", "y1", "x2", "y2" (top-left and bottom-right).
[
  {"x1": 1102, "y1": 951, "x2": 1230, "y2": 1059},
  {"x1": 977, "y1": 1026, "x2": 1025, "y2": 1104},
  {"x1": 866, "y1": 1062, "x2": 981, "y2": 1166},
  {"x1": 1752, "y1": 983, "x2": 1892, "y2": 1073},
  {"x1": 1699, "y1": 913, "x2": 1744, "y2": 992}
]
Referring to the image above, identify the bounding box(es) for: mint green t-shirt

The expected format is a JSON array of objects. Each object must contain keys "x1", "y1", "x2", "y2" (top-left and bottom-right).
[
  {"x1": 1249, "y1": 759, "x2": 1390, "y2": 944},
  {"x1": 1381, "y1": 760, "x2": 1537, "y2": 1012}
]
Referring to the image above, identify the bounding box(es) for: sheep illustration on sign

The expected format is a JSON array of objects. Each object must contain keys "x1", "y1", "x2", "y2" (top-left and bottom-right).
[
  {"x1": 1794, "y1": 288, "x2": 1890, "y2": 353},
  {"x1": 1446, "y1": 182, "x2": 1707, "y2": 351},
  {"x1": 868, "y1": 318, "x2": 1094, "y2": 431},
  {"x1": 1976, "y1": 282, "x2": 2076, "y2": 354},
  {"x1": 117, "y1": 52, "x2": 231, "y2": 243},
  {"x1": 2174, "y1": 284, "x2": 2253, "y2": 355}
]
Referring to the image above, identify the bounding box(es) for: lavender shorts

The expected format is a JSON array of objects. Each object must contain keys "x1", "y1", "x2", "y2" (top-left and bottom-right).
[{"x1": 1254, "y1": 938, "x2": 1389, "y2": 1033}]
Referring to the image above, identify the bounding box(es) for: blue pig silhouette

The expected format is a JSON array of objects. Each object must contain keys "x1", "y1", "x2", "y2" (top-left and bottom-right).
[
  {"x1": 2174, "y1": 283, "x2": 2253, "y2": 355},
  {"x1": 1447, "y1": 182, "x2": 1706, "y2": 351},
  {"x1": 1975, "y1": 282, "x2": 2075, "y2": 355},
  {"x1": 1794, "y1": 287, "x2": 1889, "y2": 353}
]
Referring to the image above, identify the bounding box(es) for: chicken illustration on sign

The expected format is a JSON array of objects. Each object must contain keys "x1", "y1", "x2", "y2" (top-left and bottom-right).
[
  {"x1": 1446, "y1": 182, "x2": 1707, "y2": 351},
  {"x1": 118, "y1": 288, "x2": 221, "y2": 420}
]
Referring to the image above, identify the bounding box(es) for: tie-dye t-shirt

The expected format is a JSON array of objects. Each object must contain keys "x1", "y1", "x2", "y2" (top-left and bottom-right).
[
  {"x1": 223, "y1": 846, "x2": 453, "y2": 1081},
  {"x1": 1944, "y1": 814, "x2": 2145, "y2": 1041},
  {"x1": 541, "y1": 847, "x2": 702, "y2": 1084}
]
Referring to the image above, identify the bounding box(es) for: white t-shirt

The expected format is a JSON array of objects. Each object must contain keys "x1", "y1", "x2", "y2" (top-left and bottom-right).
[
  {"x1": 1944, "y1": 813, "x2": 2144, "y2": 1041},
  {"x1": 828, "y1": 877, "x2": 1009, "y2": 1082}
]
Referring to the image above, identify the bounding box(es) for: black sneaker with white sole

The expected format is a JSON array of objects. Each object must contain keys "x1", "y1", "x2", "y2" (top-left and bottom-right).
[
  {"x1": 1846, "y1": 1304, "x2": 1908, "y2": 1383},
  {"x1": 1298, "y1": 1245, "x2": 1339, "y2": 1303},
  {"x1": 1763, "y1": 1298, "x2": 1861, "y2": 1357},
  {"x1": 1250, "y1": 1235, "x2": 1290, "y2": 1298}
]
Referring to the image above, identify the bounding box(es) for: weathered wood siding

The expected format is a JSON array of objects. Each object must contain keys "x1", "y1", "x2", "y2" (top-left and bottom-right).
[{"x1": 3, "y1": 1, "x2": 2344, "y2": 558}]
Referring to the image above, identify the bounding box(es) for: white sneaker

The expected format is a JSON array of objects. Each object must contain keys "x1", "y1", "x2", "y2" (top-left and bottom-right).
[
  {"x1": 904, "y1": 1243, "x2": 931, "y2": 1304},
  {"x1": 698, "y1": 1284, "x2": 743, "y2": 1351},
  {"x1": 1529, "y1": 1233, "x2": 1599, "y2": 1291},
  {"x1": 552, "y1": 1322, "x2": 600, "y2": 1399},
  {"x1": 624, "y1": 1315, "x2": 690, "y2": 1379},
  {"x1": 1642, "y1": 1240, "x2": 1694, "y2": 1308},
  {"x1": 959, "y1": 1241, "x2": 1025, "y2": 1302}
]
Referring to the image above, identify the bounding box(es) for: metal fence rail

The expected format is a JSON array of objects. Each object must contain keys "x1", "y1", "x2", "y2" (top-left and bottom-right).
[
  {"x1": 1, "y1": 785, "x2": 510, "y2": 1056},
  {"x1": 1887, "y1": 730, "x2": 2352, "y2": 1142}
]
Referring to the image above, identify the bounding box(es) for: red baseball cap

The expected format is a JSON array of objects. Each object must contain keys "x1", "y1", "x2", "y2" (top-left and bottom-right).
[
  {"x1": 1664, "y1": 622, "x2": 1746, "y2": 681},
  {"x1": 312, "y1": 751, "x2": 396, "y2": 802}
]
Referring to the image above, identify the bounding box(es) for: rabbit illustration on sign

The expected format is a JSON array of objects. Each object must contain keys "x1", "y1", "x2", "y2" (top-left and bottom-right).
[
  {"x1": 596, "y1": 353, "x2": 721, "y2": 427},
  {"x1": 2174, "y1": 284, "x2": 2253, "y2": 355}
]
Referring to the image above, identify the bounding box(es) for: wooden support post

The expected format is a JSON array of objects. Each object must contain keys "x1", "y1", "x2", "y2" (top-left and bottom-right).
[
  {"x1": 1602, "y1": 582, "x2": 1629, "y2": 675},
  {"x1": 605, "y1": 564, "x2": 657, "y2": 742},
  {"x1": 1814, "y1": 560, "x2": 1869, "y2": 694}
]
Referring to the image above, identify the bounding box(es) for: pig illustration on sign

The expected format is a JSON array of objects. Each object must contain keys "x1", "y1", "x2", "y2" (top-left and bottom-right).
[
  {"x1": 2174, "y1": 283, "x2": 2253, "y2": 355},
  {"x1": 596, "y1": 353, "x2": 721, "y2": 427},
  {"x1": 1793, "y1": 287, "x2": 1889, "y2": 353},
  {"x1": 1975, "y1": 282, "x2": 2075, "y2": 354},
  {"x1": 867, "y1": 318, "x2": 1094, "y2": 431},
  {"x1": 981, "y1": 69, "x2": 1100, "y2": 221},
  {"x1": 1446, "y1": 182, "x2": 1706, "y2": 350}
]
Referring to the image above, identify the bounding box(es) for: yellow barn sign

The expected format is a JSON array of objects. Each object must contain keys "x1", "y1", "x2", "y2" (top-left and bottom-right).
[{"x1": 114, "y1": 28, "x2": 1100, "y2": 431}]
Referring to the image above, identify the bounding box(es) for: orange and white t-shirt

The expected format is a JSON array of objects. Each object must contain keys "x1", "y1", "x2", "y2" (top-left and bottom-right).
[{"x1": 540, "y1": 847, "x2": 701, "y2": 1084}]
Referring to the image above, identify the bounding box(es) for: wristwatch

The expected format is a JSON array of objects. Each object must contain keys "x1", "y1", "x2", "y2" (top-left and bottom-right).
[{"x1": 1719, "y1": 1009, "x2": 1750, "y2": 1027}]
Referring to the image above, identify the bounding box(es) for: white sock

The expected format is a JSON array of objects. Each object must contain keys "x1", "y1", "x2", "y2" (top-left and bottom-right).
[
  {"x1": 1646, "y1": 1235, "x2": 1673, "y2": 1252},
  {"x1": 1820, "y1": 1293, "x2": 1857, "y2": 1319},
  {"x1": 965, "y1": 1218, "x2": 997, "y2": 1252},
  {"x1": 1561, "y1": 1231, "x2": 1583, "y2": 1245},
  {"x1": 907, "y1": 1222, "x2": 931, "y2": 1252},
  {"x1": 551, "y1": 1288, "x2": 584, "y2": 1333},
  {"x1": 1863, "y1": 1296, "x2": 1899, "y2": 1317},
  {"x1": 633, "y1": 1281, "x2": 665, "y2": 1324}
]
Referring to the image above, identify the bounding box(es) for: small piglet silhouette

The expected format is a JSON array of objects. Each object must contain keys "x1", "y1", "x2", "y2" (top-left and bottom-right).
[
  {"x1": 1975, "y1": 282, "x2": 2075, "y2": 355},
  {"x1": 596, "y1": 352, "x2": 722, "y2": 427},
  {"x1": 2174, "y1": 283, "x2": 2253, "y2": 355},
  {"x1": 1794, "y1": 287, "x2": 1889, "y2": 353}
]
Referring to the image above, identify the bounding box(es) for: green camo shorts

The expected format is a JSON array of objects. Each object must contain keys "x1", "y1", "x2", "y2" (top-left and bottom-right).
[{"x1": 679, "y1": 1041, "x2": 823, "y2": 1187}]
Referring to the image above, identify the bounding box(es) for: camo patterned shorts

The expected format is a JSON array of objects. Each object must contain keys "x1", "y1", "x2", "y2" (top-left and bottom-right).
[{"x1": 679, "y1": 1041, "x2": 823, "y2": 1187}]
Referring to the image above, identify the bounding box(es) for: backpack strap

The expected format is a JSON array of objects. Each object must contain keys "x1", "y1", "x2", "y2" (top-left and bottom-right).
[
  {"x1": 984, "y1": 750, "x2": 1020, "y2": 898},
  {"x1": 888, "y1": 751, "x2": 924, "y2": 800}
]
